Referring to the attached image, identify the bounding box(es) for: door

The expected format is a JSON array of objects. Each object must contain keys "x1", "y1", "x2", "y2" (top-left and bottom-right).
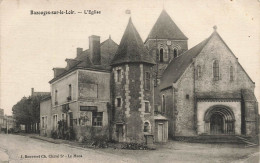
[
  {"x1": 210, "y1": 114, "x2": 224, "y2": 134},
  {"x1": 158, "y1": 124, "x2": 164, "y2": 142},
  {"x1": 117, "y1": 124, "x2": 124, "y2": 142}
]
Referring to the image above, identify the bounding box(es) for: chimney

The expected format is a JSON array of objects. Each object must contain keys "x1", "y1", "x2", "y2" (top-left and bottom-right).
[
  {"x1": 89, "y1": 35, "x2": 101, "y2": 65},
  {"x1": 77, "y1": 47, "x2": 83, "y2": 57},
  {"x1": 31, "y1": 88, "x2": 34, "y2": 96}
]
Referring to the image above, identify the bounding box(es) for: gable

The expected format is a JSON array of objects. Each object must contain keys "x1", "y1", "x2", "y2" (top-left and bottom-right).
[
  {"x1": 160, "y1": 30, "x2": 255, "y2": 91},
  {"x1": 195, "y1": 32, "x2": 254, "y2": 85}
]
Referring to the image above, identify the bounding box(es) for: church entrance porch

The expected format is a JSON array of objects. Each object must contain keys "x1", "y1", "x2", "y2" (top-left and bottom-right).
[{"x1": 204, "y1": 106, "x2": 235, "y2": 135}]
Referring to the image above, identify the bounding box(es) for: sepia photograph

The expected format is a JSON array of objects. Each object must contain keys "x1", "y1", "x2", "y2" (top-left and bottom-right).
[{"x1": 0, "y1": 0, "x2": 259, "y2": 162}]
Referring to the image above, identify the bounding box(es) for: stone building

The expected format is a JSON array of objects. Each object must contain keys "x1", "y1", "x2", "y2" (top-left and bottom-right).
[
  {"x1": 40, "y1": 35, "x2": 119, "y2": 140},
  {"x1": 160, "y1": 26, "x2": 258, "y2": 138},
  {"x1": 40, "y1": 96, "x2": 52, "y2": 137},
  {"x1": 111, "y1": 18, "x2": 158, "y2": 143},
  {"x1": 40, "y1": 9, "x2": 258, "y2": 143}
]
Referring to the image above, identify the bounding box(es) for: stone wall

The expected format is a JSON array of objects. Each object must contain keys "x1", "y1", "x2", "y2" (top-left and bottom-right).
[
  {"x1": 112, "y1": 63, "x2": 154, "y2": 143},
  {"x1": 174, "y1": 65, "x2": 196, "y2": 136},
  {"x1": 244, "y1": 100, "x2": 258, "y2": 136},
  {"x1": 78, "y1": 70, "x2": 110, "y2": 101},
  {"x1": 145, "y1": 39, "x2": 188, "y2": 62}
]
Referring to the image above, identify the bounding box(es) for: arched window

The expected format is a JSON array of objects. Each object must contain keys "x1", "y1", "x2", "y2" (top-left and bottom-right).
[
  {"x1": 143, "y1": 122, "x2": 150, "y2": 132},
  {"x1": 230, "y1": 66, "x2": 233, "y2": 81},
  {"x1": 160, "y1": 48, "x2": 164, "y2": 62},
  {"x1": 162, "y1": 95, "x2": 166, "y2": 113},
  {"x1": 213, "y1": 60, "x2": 219, "y2": 81},
  {"x1": 173, "y1": 48, "x2": 178, "y2": 58},
  {"x1": 196, "y1": 65, "x2": 201, "y2": 79}
]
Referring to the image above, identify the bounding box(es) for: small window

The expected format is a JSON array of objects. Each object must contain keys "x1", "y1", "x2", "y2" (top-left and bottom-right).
[
  {"x1": 61, "y1": 113, "x2": 65, "y2": 120},
  {"x1": 162, "y1": 95, "x2": 166, "y2": 113},
  {"x1": 143, "y1": 122, "x2": 150, "y2": 132},
  {"x1": 145, "y1": 72, "x2": 151, "y2": 90},
  {"x1": 117, "y1": 69, "x2": 121, "y2": 82},
  {"x1": 160, "y1": 48, "x2": 164, "y2": 62},
  {"x1": 174, "y1": 48, "x2": 178, "y2": 58},
  {"x1": 186, "y1": 94, "x2": 189, "y2": 99},
  {"x1": 69, "y1": 84, "x2": 72, "y2": 97},
  {"x1": 145, "y1": 102, "x2": 150, "y2": 113},
  {"x1": 92, "y1": 112, "x2": 103, "y2": 127},
  {"x1": 116, "y1": 98, "x2": 121, "y2": 107},
  {"x1": 230, "y1": 66, "x2": 233, "y2": 81},
  {"x1": 213, "y1": 60, "x2": 219, "y2": 81},
  {"x1": 197, "y1": 65, "x2": 201, "y2": 79}
]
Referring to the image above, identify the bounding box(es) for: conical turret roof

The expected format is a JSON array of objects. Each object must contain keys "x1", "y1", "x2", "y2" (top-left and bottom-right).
[
  {"x1": 145, "y1": 10, "x2": 188, "y2": 43},
  {"x1": 111, "y1": 18, "x2": 155, "y2": 66}
]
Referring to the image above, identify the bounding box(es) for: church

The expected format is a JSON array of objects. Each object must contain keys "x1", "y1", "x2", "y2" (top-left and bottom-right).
[{"x1": 40, "y1": 9, "x2": 258, "y2": 143}]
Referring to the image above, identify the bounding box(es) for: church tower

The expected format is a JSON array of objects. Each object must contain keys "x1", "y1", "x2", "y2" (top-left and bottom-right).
[
  {"x1": 145, "y1": 9, "x2": 188, "y2": 112},
  {"x1": 111, "y1": 18, "x2": 156, "y2": 143}
]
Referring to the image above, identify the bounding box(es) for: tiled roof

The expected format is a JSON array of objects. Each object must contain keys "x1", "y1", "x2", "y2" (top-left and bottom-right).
[
  {"x1": 32, "y1": 92, "x2": 51, "y2": 97},
  {"x1": 160, "y1": 36, "x2": 210, "y2": 90},
  {"x1": 145, "y1": 10, "x2": 188, "y2": 43},
  {"x1": 111, "y1": 18, "x2": 156, "y2": 66},
  {"x1": 40, "y1": 95, "x2": 51, "y2": 102},
  {"x1": 50, "y1": 37, "x2": 118, "y2": 84}
]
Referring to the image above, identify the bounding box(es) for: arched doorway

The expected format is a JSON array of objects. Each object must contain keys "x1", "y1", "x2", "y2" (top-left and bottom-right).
[
  {"x1": 210, "y1": 113, "x2": 224, "y2": 134},
  {"x1": 204, "y1": 106, "x2": 235, "y2": 135}
]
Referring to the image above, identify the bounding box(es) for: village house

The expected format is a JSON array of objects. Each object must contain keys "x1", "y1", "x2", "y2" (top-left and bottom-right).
[
  {"x1": 40, "y1": 10, "x2": 258, "y2": 144},
  {"x1": 40, "y1": 35, "x2": 118, "y2": 139}
]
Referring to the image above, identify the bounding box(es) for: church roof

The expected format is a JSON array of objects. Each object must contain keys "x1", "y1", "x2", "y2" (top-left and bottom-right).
[
  {"x1": 160, "y1": 36, "x2": 210, "y2": 90},
  {"x1": 111, "y1": 18, "x2": 155, "y2": 66},
  {"x1": 145, "y1": 10, "x2": 188, "y2": 43}
]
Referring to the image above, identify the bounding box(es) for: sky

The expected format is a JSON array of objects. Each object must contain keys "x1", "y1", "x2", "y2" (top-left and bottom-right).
[{"x1": 0, "y1": 0, "x2": 259, "y2": 115}]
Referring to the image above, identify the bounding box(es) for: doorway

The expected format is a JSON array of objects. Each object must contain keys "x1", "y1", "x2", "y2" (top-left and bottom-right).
[
  {"x1": 158, "y1": 124, "x2": 164, "y2": 142},
  {"x1": 116, "y1": 124, "x2": 124, "y2": 142},
  {"x1": 210, "y1": 113, "x2": 224, "y2": 134},
  {"x1": 204, "y1": 106, "x2": 235, "y2": 135}
]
